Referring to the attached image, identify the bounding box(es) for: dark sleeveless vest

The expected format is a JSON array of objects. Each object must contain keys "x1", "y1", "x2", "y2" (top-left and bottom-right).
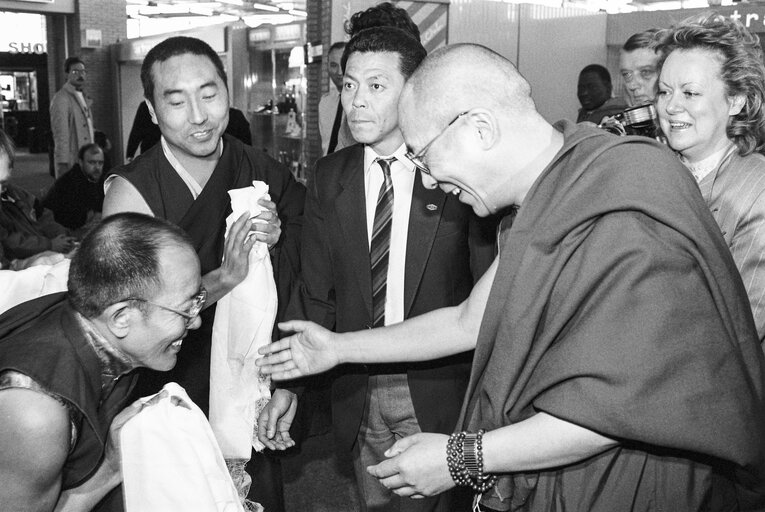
[{"x1": 0, "y1": 293, "x2": 137, "y2": 489}]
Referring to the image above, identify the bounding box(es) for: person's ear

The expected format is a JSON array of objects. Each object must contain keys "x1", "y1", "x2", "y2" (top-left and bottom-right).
[
  {"x1": 101, "y1": 302, "x2": 136, "y2": 339},
  {"x1": 145, "y1": 99, "x2": 159, "y2": 126},
  {"x1": 729, "y1": 95, "x2": 746, "y2": 117},
  {"x1": 467, "y1": 109, "x2": 499, "y2": 150}
]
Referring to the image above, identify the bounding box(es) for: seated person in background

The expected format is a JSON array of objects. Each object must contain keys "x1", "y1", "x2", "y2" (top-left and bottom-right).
[
  {"x1": 0, "y1": 212, "x2": 205, "y2": 512},
  {"x1": 94, "y1": 130, "x2": 113, "y2": 174},
  {"x1": 43, "y1": 143, "x2": 105, "y2": 232},
  {"x1": 620, "y1": 28, "x2": 662, "y2": 106},
  {"x1": 0, "y1": 128, "x2": 76, "y2": 260},
  {"x1": 576, "y1": 64, "x2": 627, "y2": 124}
]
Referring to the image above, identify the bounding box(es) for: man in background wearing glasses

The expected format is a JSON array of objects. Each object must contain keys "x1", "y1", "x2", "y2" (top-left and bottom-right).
[
  {"x1": 0, "y1": 213, "x2": 207, "y2": 511},
  {"x1": 264, "y1": 27, "x2": 494, "y2": 512},
  {"x1": 50, "y1": 57, "x2": 94, "y2": 179}
]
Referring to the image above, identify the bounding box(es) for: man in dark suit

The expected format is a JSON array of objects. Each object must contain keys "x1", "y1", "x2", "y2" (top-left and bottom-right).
[{"x1": 260, "y1": 27, "x2": 492, "y2": 511}]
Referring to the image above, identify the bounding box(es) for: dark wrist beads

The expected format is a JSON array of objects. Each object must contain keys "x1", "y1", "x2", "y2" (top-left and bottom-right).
[{"x1": 446, "y1": 429, "x2": 498, "y2": 493}]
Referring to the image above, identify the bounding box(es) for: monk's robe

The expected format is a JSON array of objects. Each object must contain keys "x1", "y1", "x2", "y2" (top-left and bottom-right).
[{"x1": 462, "y1": 121, "x2": 765, "y2": 511}]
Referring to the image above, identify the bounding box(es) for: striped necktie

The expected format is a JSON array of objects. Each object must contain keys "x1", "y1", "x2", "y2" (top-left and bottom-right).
[{"x1": 370, "y1": 157, "x2": 396, "y2": 328}]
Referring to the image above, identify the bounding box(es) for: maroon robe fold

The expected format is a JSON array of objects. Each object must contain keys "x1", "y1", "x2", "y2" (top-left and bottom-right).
[{"x1": 461, "y1": 121, "x2": 765, "y2": 510}]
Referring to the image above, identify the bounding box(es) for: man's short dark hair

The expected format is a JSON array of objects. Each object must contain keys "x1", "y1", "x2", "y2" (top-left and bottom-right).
[
  {"x1": 623, "y1": 28, "x2": 663, "y2": 52},
  {"x1": 342, "y1": 27, "x2": 427, "y2": 80},
  {"x1": 329, "y1": 41, "x2": 347, "y2": 54},
  {"x1": 68, "y1": 213, "x2": 193, "y2": 317},
  {"x1": 77, "y1": 143, "x2": 102, "y2": 161},
  {"x1": 141, "y1": 36, "x2": 228, "y2": 105},
  {"x1": 0, "y1": 128, "x2": 15, "y2": 167},
  {"x1": 345, "y1": 2, "x2": 420, "y2": 42},
  {"x1": 579, "y1": 64, "x2": 612, "y2": 88},
  {"x1": 64, "y1": 56, "x2": 84, "y2": 73}
]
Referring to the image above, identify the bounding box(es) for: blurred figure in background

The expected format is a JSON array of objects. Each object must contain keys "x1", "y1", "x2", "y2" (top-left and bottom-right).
[
  {"x1": 43, "y1": 143, "x2": 105, "y2": 232},
  {"x1": 656, "y1": 12, "x2": 765, "y2": 344},
  {"x1": 318, "y1": 42, "x2": 353, "y2": 156},
  {"x1": 576, "y1": 64, "x2": 627, "y2": 124},
  {"x1": 0, "y1": 128, "x2": 76, "y2": 262},
  {"x1": 126, "y1": 102, "x2": 252, "y2": 163},
  {"x1": 125, "y1": 101, "x2": 160, "y2": 162},
  {"x1": 620, "y1": 28, "x2": 662, "y2": 106},
  {"x1": 50, "y1": 56, "x2": 94, "y2": 179}
]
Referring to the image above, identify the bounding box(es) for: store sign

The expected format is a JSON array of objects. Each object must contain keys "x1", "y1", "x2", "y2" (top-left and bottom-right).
[
  {"x1": 729, "y1": 9, "x2": 765, "y2": 29},
  {"x1": 7, "y1": 42, "x2": 47, "y2": 54}
]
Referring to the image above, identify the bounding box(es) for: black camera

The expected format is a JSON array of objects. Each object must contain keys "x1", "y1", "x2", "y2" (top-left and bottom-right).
[{"x1": 598, "y1": 103, "x2": 661, "y2": 139}]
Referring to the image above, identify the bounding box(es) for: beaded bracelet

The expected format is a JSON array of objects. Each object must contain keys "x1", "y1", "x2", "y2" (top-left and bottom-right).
[{"x1": 446, "y1": 429, "x2": 498, "y2": 493}]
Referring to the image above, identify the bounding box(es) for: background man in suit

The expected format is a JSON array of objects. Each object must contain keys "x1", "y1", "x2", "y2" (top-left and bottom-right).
[
  {"x1": 262, "y1": 27, "x2": 492, "y2": 511},
  {"x1": 50, "y1": 57, "x2": 94, "y2": 179},
  {"x1": 318, "y1": 42, "x2": 352, "y2": 156}
]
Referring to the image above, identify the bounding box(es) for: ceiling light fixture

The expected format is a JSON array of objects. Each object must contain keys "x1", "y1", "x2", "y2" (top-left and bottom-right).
[{"x1": 251, "y1": 3, "x2": 281, "y2": 11}]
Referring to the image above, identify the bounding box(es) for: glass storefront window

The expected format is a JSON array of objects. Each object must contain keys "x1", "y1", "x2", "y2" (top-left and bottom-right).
[{"x1": 1, "y1": 71, "x2": 38, "y2": 112}]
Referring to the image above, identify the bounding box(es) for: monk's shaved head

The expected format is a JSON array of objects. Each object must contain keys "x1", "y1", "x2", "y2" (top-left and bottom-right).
[
  {"x1": 397, "y1": 43, "x2": 561, "y2": 215},
  {"x1": 400, "y1": 43, "x2": 536, "y2": 133}
]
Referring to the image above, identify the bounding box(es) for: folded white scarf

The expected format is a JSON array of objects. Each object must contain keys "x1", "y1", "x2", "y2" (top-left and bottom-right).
[
  {"x1": 121, "y1": 383, "x2": 244, "y2": 512},
  {"x1": 209, "y1": 180, "x2": 278, "y2": 458}
]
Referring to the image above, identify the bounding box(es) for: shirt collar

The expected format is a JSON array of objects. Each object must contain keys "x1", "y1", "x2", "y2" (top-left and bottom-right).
[
  {"x1": 363, "y1": 143, "x2": 415, "y2": 175},
  {"x1": 679, "y1": 143, "x2": 735, "y2": 183}
]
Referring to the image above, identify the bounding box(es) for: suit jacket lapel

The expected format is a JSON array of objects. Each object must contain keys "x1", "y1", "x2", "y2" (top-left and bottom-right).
[
  {"x1": 404, "y1": 170, "x2": 446, "y2": 317},
  {"x1": 336, "y1": 147, "x2": 374, "y2": 320}
]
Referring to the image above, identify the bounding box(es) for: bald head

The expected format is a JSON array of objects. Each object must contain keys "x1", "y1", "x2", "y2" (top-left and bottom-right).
[
  {"x1": 398, "y1": 44, "x2": 561, "y2": 214},
  {"x1": 400, "y1": 44, "x2": 536, "y2": 130}
]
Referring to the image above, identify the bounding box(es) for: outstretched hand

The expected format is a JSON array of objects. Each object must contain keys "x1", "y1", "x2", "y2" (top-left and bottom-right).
[
  {"x1": 367, "y1": 433, "x2": 454, "y2": 499},
  {"x1": 256, "y1": 320, "x2": 340, "y2": 380}
]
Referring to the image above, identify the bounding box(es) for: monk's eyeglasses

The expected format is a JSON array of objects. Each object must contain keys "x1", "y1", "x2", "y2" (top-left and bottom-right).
[
  {"x1": 127, "y1": 287, "x2": 207, "y2": 328},
  {"x1": 405, "y1": 111, "x2": 469, "y2": 175}
]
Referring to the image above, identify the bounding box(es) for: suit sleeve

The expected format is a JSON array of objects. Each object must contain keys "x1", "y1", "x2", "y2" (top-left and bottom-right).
[
  {"x1": 284, "y1": 165, "x2": 337, "y2": 330},
  {"x1": 49, "y1": 94, "x2": 70, "y2": 167},
  {"x1": 262, "y1": 156, "x2": 305, "y2": 335},
  {"x1": 730, "y1": 187, "x2": 765, "y2": 343}
]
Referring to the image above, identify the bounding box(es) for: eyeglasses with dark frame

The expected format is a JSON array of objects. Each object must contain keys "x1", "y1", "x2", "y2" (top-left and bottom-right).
[
  {"x1": 126, "y1": 287, "x2": 207, "y2": 328},
  {"x1": 405, "y1": 111, "x2": 469, "y2": 175}
]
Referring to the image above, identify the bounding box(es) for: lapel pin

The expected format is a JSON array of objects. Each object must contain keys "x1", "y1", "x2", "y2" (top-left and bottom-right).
[{"x1": 426, "y1": 204, "x2": 438, "y2": 211}]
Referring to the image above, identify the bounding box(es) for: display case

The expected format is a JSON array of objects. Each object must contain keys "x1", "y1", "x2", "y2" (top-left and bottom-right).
[{"x1": 247, "y1": 22, "x2": 307, "y2": 182}]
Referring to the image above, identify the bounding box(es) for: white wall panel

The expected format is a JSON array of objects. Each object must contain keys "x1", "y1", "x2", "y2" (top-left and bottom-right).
[
  {"x1": 448, "y1": 0, "x2": 520, "y2": 64},
  {"x1": 518, "y1": 4, "x2": 606, "y2": 123}
]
